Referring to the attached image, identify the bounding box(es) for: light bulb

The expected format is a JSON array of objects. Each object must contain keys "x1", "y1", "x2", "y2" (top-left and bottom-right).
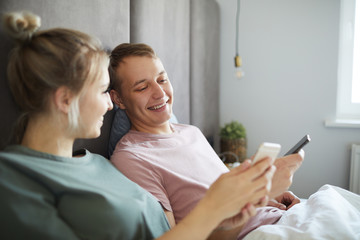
[
  {"x1": 235, "y1": 67, "x2": 245, "y2": 79},
  {"x1": 234, "y1": 55, "x2": 244, "y2": 79}
]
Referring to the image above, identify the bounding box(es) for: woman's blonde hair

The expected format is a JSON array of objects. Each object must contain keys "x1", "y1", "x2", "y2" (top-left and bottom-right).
[{"x1": 3, "y1": 11, "x2": 109, "y2": 143}]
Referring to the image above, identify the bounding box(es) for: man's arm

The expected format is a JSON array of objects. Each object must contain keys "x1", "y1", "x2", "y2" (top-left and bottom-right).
[{"x1": 270, "y1": 151, "x2": 304, "y2": 198}]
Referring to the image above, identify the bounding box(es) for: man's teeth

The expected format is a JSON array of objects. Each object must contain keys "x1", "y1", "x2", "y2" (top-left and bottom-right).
[{"x1": 151, "y1": 102, "x2": 166, "y2": 110}]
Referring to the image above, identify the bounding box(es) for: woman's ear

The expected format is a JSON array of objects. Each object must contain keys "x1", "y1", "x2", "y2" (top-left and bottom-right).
[
  {"x1": 53, "y1": 86, "x2": 75, "y2": 113},
  {"x1": 110, "y1": 89, "x2": 126, "y2": 110}
]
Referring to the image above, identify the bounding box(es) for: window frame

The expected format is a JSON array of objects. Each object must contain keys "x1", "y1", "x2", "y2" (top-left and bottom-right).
[{"x1": 336, "y1": 0, "x2": 360, "y2": 120}]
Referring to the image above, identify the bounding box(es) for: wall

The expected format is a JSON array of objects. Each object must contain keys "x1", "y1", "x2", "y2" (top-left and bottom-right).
[
  {"x1": 216, "y1": 0, "x2": 360, "y2": 198},
  {"x1": 190, "y1": 0, "x2": 220, "y2": 149},
  {"x1": 129, "y1": 0, "x2": 220, "y2": 143},
  {"x1": 130, "y1": 0, "x2": 191, "y2": 124}
]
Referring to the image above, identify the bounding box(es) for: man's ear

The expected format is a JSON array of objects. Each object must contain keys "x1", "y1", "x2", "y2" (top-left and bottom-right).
[
  {"x1": 110, "y1": 89, "x2": 126, "y2": 110},
  {"x1": 53, "y1": 86, "x2": 75, "y2": 114}
]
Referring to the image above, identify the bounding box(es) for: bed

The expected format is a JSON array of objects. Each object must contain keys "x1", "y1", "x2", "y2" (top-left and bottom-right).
[{"x1": 244, "y1": 184, "x2": 360, "y2": 239}]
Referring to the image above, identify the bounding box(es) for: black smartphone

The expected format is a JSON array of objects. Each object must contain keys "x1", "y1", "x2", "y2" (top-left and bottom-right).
[{"x1": 284, "y1": 134, "x2": 311, "y2": 156}]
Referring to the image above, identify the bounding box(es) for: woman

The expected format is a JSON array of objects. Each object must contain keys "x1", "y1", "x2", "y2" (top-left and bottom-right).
[
  {"x1": 108, "y1": 43, "x2": 303, "y2": 239},
  {"x1": 0, "y1": 11, "x2": 275, "y2": 240}
]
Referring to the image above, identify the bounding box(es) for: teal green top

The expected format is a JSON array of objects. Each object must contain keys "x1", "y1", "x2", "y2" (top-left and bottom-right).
[{"x1": 0, "y1": 145, "x2": 170, "y2": 239}]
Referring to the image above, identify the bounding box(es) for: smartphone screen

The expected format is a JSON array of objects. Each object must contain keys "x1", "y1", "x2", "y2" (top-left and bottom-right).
[{"x1": 252, "y1": 142, "x2": 281, "y2": 165}]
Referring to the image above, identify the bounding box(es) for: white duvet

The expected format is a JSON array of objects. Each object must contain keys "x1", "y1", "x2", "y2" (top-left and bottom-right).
[{"x1": 244, "y1": 185, "x2": 360, "y2": 240}]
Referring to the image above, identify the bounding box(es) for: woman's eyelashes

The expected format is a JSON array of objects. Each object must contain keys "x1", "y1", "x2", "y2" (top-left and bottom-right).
[{"x1": 103, "y1": 86, "x2": 111, "y2": 94}]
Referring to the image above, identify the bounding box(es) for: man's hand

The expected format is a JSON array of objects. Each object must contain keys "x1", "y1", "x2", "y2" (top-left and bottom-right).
[
  {"x1": 270, "y1": 150, "x2": 304, "y2": 198},
  {"x1": 267, "y1": 191, "x2": 300, "y2": 210}
]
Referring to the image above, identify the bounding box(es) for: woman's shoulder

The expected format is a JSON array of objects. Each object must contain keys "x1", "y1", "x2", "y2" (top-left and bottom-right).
[
  {"x1": 0, "y1": 145, "x2": 107, "y2": 168},
  {"x1": 0, "y1": 145, "x2": 31, "y2": 162}
]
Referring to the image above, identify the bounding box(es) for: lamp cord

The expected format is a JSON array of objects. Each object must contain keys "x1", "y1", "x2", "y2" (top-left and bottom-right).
[{"x1": 235, "y1": 0, "x2": 240, "y2": 56}]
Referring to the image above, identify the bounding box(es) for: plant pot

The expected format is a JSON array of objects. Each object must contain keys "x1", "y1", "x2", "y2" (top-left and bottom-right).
[{"x1": 220, "y1": 138, "x2": 247, "y2": 163}]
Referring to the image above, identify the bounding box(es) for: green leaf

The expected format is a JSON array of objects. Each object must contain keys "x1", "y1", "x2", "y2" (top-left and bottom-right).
[{"x1": 219, "y1": 121, "x2": 246, "y2": 140}]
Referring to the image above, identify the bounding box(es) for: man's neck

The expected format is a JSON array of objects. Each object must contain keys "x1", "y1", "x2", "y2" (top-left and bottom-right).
[{"x1": 131, "y1": 121, "x2": 173, "y2": 135}]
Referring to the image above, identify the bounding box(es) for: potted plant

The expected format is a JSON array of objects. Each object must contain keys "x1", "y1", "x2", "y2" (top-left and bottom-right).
[{"x1": 219, "y1": 121, "x2": 247, "y2": 164}]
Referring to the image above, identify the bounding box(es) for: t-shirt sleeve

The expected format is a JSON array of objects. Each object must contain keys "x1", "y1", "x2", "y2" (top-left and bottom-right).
[{"x1": 111, "y1": 150, "x2": 172, "y2": 212}]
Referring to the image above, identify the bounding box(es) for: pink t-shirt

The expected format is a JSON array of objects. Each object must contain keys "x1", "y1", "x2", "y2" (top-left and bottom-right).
[
  {"x1": 111, "y1": 123, "x2": 283, "y2": 238},
  {"x1": 111, "y1": 123, "x2": 229, "y2": 223}
]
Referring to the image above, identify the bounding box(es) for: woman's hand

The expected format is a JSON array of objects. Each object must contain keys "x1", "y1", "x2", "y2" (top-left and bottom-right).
[
  {"x1": 202, "y1": 158, "x2": 275, "y2": 226},
  {"x1": 216, "y1": 196, "x2": 268, "y2": 231},
  {"x1": 156, "y1": 158, "x2": 275, "y2": 240}
]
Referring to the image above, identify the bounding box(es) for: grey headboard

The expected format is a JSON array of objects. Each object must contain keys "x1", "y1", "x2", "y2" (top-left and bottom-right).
[{"x1": 0, "y1": 0, "x2": 220, "y2": 158}]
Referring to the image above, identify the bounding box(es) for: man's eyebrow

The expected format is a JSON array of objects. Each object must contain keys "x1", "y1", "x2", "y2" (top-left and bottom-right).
[
  {"x1": 132, "y1": 79, "x2": 146, "y2": 88},
  {"x1": 131, "y1": 71, "x2": 167, "y2": 88}
]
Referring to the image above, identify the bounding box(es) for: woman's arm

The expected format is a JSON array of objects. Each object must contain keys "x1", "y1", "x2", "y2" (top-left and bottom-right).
[
  {"x1": 156, "y1": 158, "x2": 275, "y2": 240},
  {"x1": 163, "y1": 192, "x2": 262, "y2": 240},
  {"x1": 162, "y1": 177, "x2": 260, "y2": 240},
  {"x1": 164, "y1": 210, "x2": 176, "y2": 227}
]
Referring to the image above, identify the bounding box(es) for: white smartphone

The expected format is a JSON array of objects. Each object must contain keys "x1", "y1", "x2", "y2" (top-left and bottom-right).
[{"x1": 252, "y1": 142, "x2": 281, "y2": 165}]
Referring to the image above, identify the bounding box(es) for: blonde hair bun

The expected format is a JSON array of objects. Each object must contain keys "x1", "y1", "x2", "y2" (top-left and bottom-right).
[{"x1": 3, "y1": 11, "x2": 41, "y2": 41}]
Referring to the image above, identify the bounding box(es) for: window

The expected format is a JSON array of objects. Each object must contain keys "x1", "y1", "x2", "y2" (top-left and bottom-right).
[
  {"x1": 352, "y1": 0, "x2": 360, "y2": 103},
  {"x1": 327, "y1": 0, "x2": 360, "y2": 127}
]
